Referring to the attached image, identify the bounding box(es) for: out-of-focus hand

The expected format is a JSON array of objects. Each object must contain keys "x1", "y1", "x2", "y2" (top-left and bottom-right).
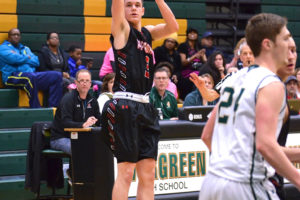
[
  {"x1": 189, "y1": 72, "x2": 205, "y2": 89},
  {"x1": 76, "y1": 59, "x2": 82, "y2": 68},
  {"x1": 63, "y1": 72, "x2": 70, "y2": 79},
  {"x1": 171, "y1": 75, "x2": 178, "y2": 84},
  {"x1": 170, "y1": 117, "x2": 178, "y2": 120}
]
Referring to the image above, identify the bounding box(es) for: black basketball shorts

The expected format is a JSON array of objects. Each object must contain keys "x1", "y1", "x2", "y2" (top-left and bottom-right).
[{"x1": 101, "y1": 98, "x2": 161, "y2": 163}]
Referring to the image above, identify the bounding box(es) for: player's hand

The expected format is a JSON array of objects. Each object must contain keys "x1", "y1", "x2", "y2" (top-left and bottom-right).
[{"x1": 189, "y1": 73, "x2": 205, "y2": 89}]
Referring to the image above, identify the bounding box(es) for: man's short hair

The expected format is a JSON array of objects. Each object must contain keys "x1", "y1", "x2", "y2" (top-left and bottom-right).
[
  {"x1": 155, "y1": 62, "x2": 174, "y2": 74},
  {"x1": 245, "y1": 13, "x2": 287, "y2": 57},
  {"x1": 154, "y1": 67, "x2": 169, "y2": 77},
  {"x1": 76, "y1": 69, "x2": 91, "y2": 80}
]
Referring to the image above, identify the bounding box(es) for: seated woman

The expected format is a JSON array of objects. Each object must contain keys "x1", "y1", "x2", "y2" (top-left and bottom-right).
[
  {"x1": 183, "y1": 73, "x2": 218, "y2": 107},
  {"x1": 38, "y1": 32, "x2": 74, "y2": 93},
  {"x1": 177, "y1": 27, "x2": 207, "y2": 99},
  {"x1": 97, "y1": 73, "x2": 115, "y2": 114},
  {"x1": 199, "y1": 51, "x2": 226, "y2": 87}
]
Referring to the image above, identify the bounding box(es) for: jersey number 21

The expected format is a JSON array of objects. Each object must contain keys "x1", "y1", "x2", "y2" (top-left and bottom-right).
[{"x1": 218, "y1": 87, "x2": 245, "y2": 124}]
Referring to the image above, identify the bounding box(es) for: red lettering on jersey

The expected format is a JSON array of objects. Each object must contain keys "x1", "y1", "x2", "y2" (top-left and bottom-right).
[
  {"x1": 144, "y1": 71, "x2": 150, "y2": 79},
  {"x1": 136, "y1": 39, "x2": 153, "y2": 54},
  {"x1": 137, "y1": 40, "x2": 143, "y2": 50},
  {"x1": 145, "y1": 56, "x2": 149, "y2": 63}
]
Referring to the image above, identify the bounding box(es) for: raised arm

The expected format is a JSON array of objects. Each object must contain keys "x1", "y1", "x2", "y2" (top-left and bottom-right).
[
  {"x1": 111, "y1": 0, "x2": 130, "y2": 49},
  {"x1": 255, "y1": 82, "x2": 300, "y2": 190},
  {"x1": 145, "y1": 0, "x2": 179, "y2": 41},
  {"x1": 189, "y1": 73, "x2": 220, "y2": 102}
]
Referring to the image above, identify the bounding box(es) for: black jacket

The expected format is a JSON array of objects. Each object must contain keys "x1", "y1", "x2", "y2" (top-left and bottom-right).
[
  {"x1": 37, "y1": 45, "x2": 69, "y2": 72},
  {"x1": 51, "y1": 89, "x2": 101, "y2": 140},
  {"x1": 25, "y1": 121, "x2": 64, "y2": 193}
]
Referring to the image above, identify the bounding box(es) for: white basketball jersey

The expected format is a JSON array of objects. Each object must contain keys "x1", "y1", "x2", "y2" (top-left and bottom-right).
[{"x1": 209, "y1": 66, "x2": 286, "y2": 183}]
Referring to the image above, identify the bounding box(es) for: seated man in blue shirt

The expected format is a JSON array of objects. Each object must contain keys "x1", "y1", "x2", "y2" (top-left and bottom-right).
[
  {"x1": 184, "y1": 73, "x2": 218, "y2": 107},
  {"x1": 0, "y1": 28, "x2": 63, "y2": 108}
]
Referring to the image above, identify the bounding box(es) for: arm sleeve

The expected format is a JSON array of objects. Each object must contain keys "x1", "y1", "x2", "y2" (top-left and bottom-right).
[
  {"x1": 37, "y1": 51, "x2": 48, "y2": 71},
  {"x1": 24, "y1": 47, "x2": 39, "y2": 67},
  {"x1": 0, "y1": 46, "x2": 30, "y2": 65},
  {"x1": 183, "y1": 94, "x2": 196, "y2": 107},
  {"x1": 93, "y1": 100, "x2": 102, "y2": 126}
]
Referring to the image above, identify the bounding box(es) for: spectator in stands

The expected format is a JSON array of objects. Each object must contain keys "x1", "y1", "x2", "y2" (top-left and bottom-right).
[
  {"x1": 68, "y1": 45, "x2": 92, "y2": 78},
  {"x1": 199, "y1": 51, "x2": 226, "y2": 86},
  {"x1": 286, "y1": 75, "x2": 299, "y2": 99},
  {"x1": 68, "y1": 45, "x2": 102, "y2": 96},
  {"x1": 225, "y1": 37, "x2": 246, "y2": 70},
  {"x1": 239, "y1": 40, "x2": 255, "y2": 68},
  {"x1": 155, "y1": 62, "x2": 178, "y2": 99},
  {"x1": 99, "y1": 47, "x2": 115, "y2": 80},
  {"x1": 178, "y1": 27, "x2": 207, "y2": 99},
  {"x1": 200, "y1": 31, "x2": 216, "y2": 58},
  {"x1": 50, "y1": 69, "x2": 101, "y2": 155},
  {"x1": 154, "y1": 33, "x2": 181, "y2": 85},
  {"x1": 294, "y1": 68, "x2": 300, "y2": 98},
  {"x1": 38, "y1": 32, "x2": 74, "y2": 93},
  {"x1": 97, "y1": 73, "x2": 115, "y2": 114},
  {"x1": 0, "y1": 28, "x2": 63, "y2": 108},
  {"x1": 184, "y1": 73, "x2": 217, "y2": 107},
  {"x1": 150, "y1": 67, "x2": 178, "y2": 120}
]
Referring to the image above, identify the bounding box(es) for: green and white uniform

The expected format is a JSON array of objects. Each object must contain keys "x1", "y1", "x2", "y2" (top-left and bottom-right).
[{"x1": 200, "y1": 66, "x2": 286, "y2": 200}]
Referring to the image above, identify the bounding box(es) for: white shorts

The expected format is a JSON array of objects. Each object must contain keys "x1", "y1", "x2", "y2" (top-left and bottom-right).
[{"x1": 199, "y1": 172, "x2": 279, "y2": 200}]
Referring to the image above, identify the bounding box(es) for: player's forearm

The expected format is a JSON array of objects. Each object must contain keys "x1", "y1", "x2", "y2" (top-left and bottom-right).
[
  {"x1": 155, "y1": 0, "x2": 179, "y2": 33},
  {"x1": 257, "y1": 140, "x2": 300, "y2": 189},
  {"x1": 201, "y1": 105, "x2": 217, "y2": 151},
  {"x1": 198, "y1": 87, "x2": 220, "y2": 102},
  {"x1": 282, "y1": 146, "x2": 300, "y2": 163}
]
